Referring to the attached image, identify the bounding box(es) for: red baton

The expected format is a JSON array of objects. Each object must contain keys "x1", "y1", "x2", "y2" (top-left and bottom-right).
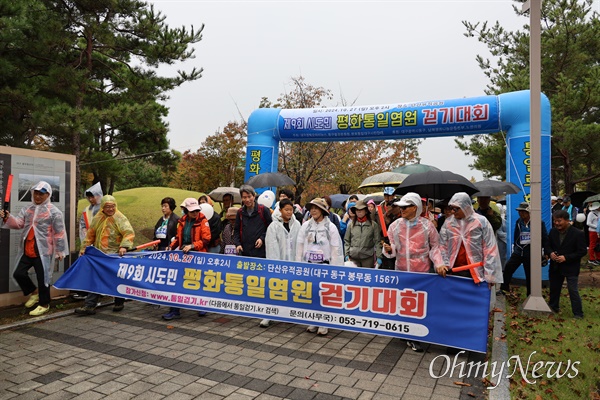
[
  {"x1": 452, "y1": 261, "x2": 484, "y2": 272},
  {"x1": 127, "y1": 239, "x2": 161, "y2": 252},
  {"x1": 3, "y1": 174, "x2": 13, "y2": 211}
]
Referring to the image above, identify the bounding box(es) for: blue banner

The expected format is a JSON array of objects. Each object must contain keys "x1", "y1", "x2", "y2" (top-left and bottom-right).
[
  {"x1": 55, "y1": 247, "x2": 492, "y2": 353},
  {"x1": 275, "y1": 95, "x2": 500, "y2": 141}
]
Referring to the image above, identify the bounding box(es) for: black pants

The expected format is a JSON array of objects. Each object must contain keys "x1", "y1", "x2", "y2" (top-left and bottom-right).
[
  {"x1": 13, "y1": 255, "x2": 50, "y2": 306},
  {"x1": 85, "y1": 292, "x2": 124, "y2": 308},
  {"x1": 501, "y1": 253, "x2": 531, "y2": 296},
  {"x1": 548, "y1": 270, "x2": 583, "y2": 317}
]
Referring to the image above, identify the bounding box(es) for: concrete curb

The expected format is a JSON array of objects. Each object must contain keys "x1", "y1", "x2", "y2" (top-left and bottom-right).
[
  {"x1": 0, "y1": 300, "x2": 115, "y2": 332},
  {"x1": 489, "y1": 294, "x2": 510, "y2": 399}
]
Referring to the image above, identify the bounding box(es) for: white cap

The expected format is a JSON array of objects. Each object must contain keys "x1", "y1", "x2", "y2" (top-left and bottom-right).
[
  {"x1": 551, "y1": 195, "x2": 558, "y2": 201},
  {"x1": 181, "y1": 198, "x2": 201, "y2": 212},
  {"x1": 590, "y1": 202, "x2": 600, "y2": 211}
]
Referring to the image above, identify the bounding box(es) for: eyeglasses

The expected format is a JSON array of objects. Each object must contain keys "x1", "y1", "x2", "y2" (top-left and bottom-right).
[
  {"x1": 449, "y1": 206, "x2": 461, "y2": 213},
  {"x1": 399, "y1": 205, "x2": 415, "y2": 210}
]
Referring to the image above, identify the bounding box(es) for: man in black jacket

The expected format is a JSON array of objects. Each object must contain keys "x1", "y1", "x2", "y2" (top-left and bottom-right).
[
  {"x1": 234, "y1": 185, "x2": 272, "y2": 258},
  {"x1": 547, "y1": 210, "x2": 587, "y2": 318}
]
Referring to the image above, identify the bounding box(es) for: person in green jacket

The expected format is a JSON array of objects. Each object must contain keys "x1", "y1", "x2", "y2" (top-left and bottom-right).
[{"x1": 344, "y1": 200, "x2": 382, "y2": 268}]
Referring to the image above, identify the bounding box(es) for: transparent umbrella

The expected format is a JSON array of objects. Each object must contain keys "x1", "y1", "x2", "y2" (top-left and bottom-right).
[
  {"x1": 358, "y1": 172, "x2": 408, "y2": 189},
  {"x1": 208, "y1": 187, "x2": 241, "y2": 203}
]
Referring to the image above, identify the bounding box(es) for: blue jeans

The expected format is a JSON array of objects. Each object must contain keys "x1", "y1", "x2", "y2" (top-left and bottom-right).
[{"x1": 548, "y1": 270, "x2": 583, "y2": 317}]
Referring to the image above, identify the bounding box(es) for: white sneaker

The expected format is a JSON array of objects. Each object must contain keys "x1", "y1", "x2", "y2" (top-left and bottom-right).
[
  {"x1": 306, "y1": 325, "x2": 317, "y2": 333},
  {"x1": 259, "y1": 319, "x2": 270, "y2": 328},
  {"x1": 317, "y1": 327, "x2": 328, "y2": 336}
]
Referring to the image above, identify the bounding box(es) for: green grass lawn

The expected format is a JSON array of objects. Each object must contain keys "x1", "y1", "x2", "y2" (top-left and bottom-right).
[
  {"x1": 77, "y1": 187, "x2": 226, "y2": 247},
  {"x1": 504, "y1": 285, "x2": 600, "y2": 399}
]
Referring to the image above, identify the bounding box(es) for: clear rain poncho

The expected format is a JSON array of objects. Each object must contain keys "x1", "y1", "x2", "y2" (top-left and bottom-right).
[
  {"x1": 265, "y1": 212, "x2": 301, "y2": 261},
  {"x1": 2, "y1": 181, "x2": 68, "y2": 286},
  {"x1": 81, "y1": 195, "x2": 135, "y2": 254},
  {"x1": 439, "y1": 192, "x2": 503, "y2": 284},
  {"x1": 296, "y1": 216, "x2": 344, "y2": 266},
  {"x1": 383, "y1": 192, "x2": 444, "y2": 272},
  {"x1": 79, "y1": 182, "x2": 103, "y2": 242}
]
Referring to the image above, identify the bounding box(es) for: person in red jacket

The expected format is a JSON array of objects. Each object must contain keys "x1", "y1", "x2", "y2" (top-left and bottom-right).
[{"x1": 162, "y1": 198, "x2": 211, "y2": 320}]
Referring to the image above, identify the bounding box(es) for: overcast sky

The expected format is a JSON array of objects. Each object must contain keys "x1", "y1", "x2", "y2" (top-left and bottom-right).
[{"x1": 147, "y1": 0, "x2": 550, "y2": 182}]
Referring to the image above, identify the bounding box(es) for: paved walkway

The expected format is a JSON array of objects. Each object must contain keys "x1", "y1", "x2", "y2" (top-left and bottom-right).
[{"x1": 0, "y1": 301, "x2": 492, "y2": 399}]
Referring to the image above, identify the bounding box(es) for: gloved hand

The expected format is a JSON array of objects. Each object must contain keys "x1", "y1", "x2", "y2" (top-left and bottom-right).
[
  {"x1": 345, "y1": 256, "x2": 349, "y2": 262},
  {"x1": 376, "y1": 258, "x2": 382, "y2": 269}
]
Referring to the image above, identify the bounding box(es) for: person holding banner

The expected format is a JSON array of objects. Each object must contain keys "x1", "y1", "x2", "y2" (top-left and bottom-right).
[
  {"x1": 161, "y1": 198, "x2": 212, "y2": 320},
  {"x1": 382, "y1": 192, "x2": 444, "y2": 352},
  {"x1": 1, "y1": 181, "x2": 68, "y2": 316},
  {"x1": 344, "y1": 200, "x2": 382, "y2": 268},
  {"x1": 153, "y1": 197, "x2": 179, "y2": 251},
  {"x1": 435, "y1": 192, "x2": 503, "y2": 289},
  {"x1": 296, "y1": 197, "x2": 344, "y2": 336},
  {"x1": 75, "y1": 195, "x2": 135, "y2": 315},
  {"x1": 260, "y1": 199, "x2": 301, "y2": 328},
  {"x1": 74, "y1": 182, "x2": 103, "y2": 300}
]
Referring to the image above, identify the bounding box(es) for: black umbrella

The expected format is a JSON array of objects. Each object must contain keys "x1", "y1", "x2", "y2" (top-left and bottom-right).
[
  {"x1": 328, "y1": 194, "x2": 350, "y2": 209},
  {"x1": 245, "y1": 172, "x2": 295, "y2": 188},
  {"x1": 570, "y1": 191, "x2": 597, "y2": 209},
  {"x1": 473, "y1": 180, "x2": 521, "y2": 197},
  {"x1": 394, "y1": 170, "x2": 478, "y2": 199},
  {"x1": 363, "y1": 194, "x2": 385, "y2": 204}
]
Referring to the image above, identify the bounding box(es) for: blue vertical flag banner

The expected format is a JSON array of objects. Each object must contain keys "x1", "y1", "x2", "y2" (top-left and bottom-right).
[
  {"x1": 244, "y1": 145, "x2": 274, "y2": 181},
  {"x1": 55, "y1": 247, "x2": 492, "y2": 353}
]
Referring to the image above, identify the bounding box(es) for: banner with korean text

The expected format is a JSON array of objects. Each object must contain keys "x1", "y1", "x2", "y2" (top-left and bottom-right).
[{"x1": 55, "y1": 247, "x2": 492, "y2": 353}]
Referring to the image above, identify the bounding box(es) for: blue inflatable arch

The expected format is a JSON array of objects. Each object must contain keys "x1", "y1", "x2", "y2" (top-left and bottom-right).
[{"x1": 245, "y1": 90, "x2": 551, "y2": 277}]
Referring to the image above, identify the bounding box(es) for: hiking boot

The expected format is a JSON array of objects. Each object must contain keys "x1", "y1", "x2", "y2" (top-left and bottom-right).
[
  {"x1": 306, "y1": 325, "x2": 317, "y2": 333},
  {"x1": 317, "y1": 327, "x2": 329, "y2": 336},
  {"x1": 407, "y1": 341, "x2": 424, "y2": 352},
  {"x1": 197, "y1": 311, "x2": 207, "y2": 317},
  {"x1": 24, "y1": 294, "x2": 39, "y2": 308},
  {"x1": 74, "y1": 306, "x2": 96, "y2": 315},
  {"x1": 259, "y1": 319, "x2": 271, "y2": 328},
  {"x1": 29, "y1": 305, "x2": 50, "y2": 316},
  {"x1": 162, "y1": 311, "x2": 181, "y2": 320}
]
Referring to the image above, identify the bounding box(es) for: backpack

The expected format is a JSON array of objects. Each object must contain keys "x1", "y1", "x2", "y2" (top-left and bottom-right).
[{"x1": 237, "y1": 204, "x2": 268, "y2": 240}]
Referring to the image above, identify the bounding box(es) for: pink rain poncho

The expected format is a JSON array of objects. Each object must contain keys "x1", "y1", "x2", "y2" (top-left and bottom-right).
[
  {"x1": 2, "y1": 181, "x2": 68, "y2": 286},
  {"x1": 383, "y1": 193, "x2": 444, "y2": 272},
  {"x1": 439, "y1": 192, "x2": 503, "y2": 284},
  {"x1": 81, "y1": 195, "x2": 134, "y2": 254}
]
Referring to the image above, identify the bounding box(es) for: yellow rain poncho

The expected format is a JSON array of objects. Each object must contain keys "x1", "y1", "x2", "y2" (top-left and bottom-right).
[{"x1": 81, "y1": 195, "x2": 134, "y2": 254}]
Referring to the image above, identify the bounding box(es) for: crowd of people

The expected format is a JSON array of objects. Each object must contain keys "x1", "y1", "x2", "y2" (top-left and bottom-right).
[{"x1": 1, "y1": 181, "x2": 593, "y2": 344}]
